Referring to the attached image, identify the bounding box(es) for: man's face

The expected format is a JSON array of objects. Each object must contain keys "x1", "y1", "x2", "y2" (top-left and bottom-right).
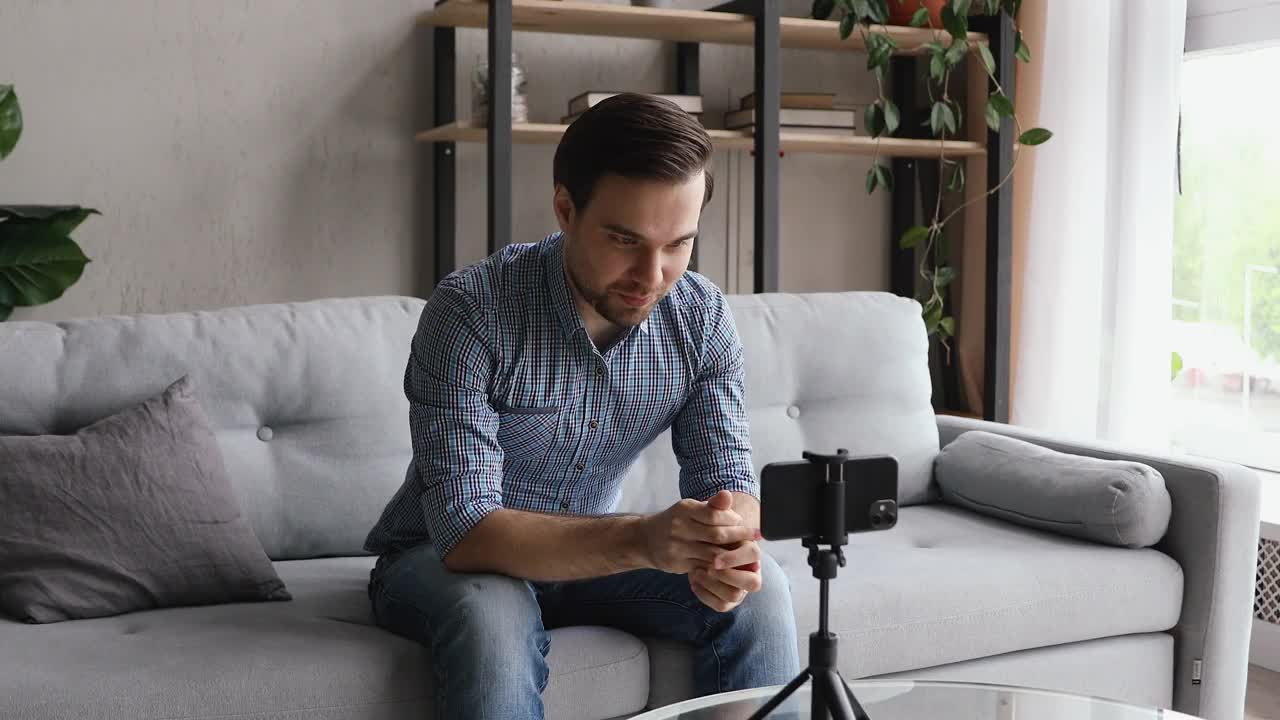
[{"x1": 555, "y1": 172, "x2": 703, "y2": 329}]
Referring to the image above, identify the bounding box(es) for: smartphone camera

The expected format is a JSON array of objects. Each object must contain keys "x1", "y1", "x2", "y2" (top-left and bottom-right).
[{"x1": 869, "y1": 499, "x2": 898, "y2": 529}]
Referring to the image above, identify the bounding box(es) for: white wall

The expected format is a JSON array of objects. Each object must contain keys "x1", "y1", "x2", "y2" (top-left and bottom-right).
[
  {"x1": 1186, "y1": 0, "x2": 1280, "y2": 53},
  {"x1": 1, "y1": 0, "x2": 886, "y2": 322}
]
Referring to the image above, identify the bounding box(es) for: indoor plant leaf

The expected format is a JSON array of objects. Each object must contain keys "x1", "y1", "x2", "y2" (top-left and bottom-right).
[
  {"x1": 911, "y1": 7, "x2": 930, "y2": 26},
  {"x1": 935, "y1": 266, "x2": 956, "y2": 286},
  {"x1": 1018, "y1": 127, "x2": 1053, "y2": 145},
  {"x1": 839, "y1": 12, "x2": 856, "y2": 40},
  {"x1": 0, "y1": 85, "x2": 20, "y2": 161},
  {"x1": 901, "y1": 225, "x2": 930, "y2": 249},
  {"x1": 1015, "y1": 30, "x2": 1031, "y2": 62},
  {"x1": 875, "y1": 163, "x2": 895, "y2": 192},
  {"x1": 988, "y1": 93, "x2": 1014, "y2": 118},
  {"x1": 865, "y1": 166, "x2": 879, "y2": 194},
  {"x1": 985, "y1": 102, "x2": 1001, "y2": 132},
  {"x1": 950, "y1": 0, "x2": 972, "y2": 16},
  {"x1": 977, "y1": 44, "x2": 996, "y2": 76},
  {"x1": 0, "y1": 206, "x2": 100, "y2": 238},
  {"x1": 941, "y1": 5, "x2": 967, "y2": 40},
  {"x1": 865, "y1": 101, "x2": 884, "y2": 137},
  {"x1": 939, "y1": 316, "x2": 956, "y2": 336},
  {"x1": 882, "y1": 98, "x2": 900, "y2": 134},
  {"x1": 946, "y1": 163, "x2": 965, "y2": 192},
  {"x1": 0, "y1": 229, "x2": 90, "y2": 307}
]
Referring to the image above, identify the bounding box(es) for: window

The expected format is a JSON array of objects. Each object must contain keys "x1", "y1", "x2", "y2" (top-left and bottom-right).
[{"x1": 1171, "y1": 44, "x2": 1280, "y2": 474}]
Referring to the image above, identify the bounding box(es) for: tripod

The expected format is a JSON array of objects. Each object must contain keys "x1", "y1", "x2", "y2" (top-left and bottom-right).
[{"x1": 747, "y1": 449, "x2": 872, "y2": 720}]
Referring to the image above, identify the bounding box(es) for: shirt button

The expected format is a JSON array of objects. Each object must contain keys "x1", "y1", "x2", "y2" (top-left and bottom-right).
[
  {"x1": 561, "y1": 501, "x2": 571, "y2": 510},
  {"x1": 588, "y1": 419, "x2": 599, "y2": 429},
  {"x1": 596, "y1": 367, "x2": 605, "y2": 377},
  {"x1": 574, "y1": 463, "x2": 585, "y2": 472}
]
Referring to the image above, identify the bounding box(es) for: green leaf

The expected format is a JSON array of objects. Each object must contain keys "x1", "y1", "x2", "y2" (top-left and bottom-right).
[
  {"x1": 0, "y1": 206, "x2": 100, "y2": 238},
  {"x1": 901, "y1": 225, "x2": 930, "y2": 249},
  {"x1": 985, "y1": 102, "x2": 1000, "y2": 132},
  {"x1": 839, "y1": 12, "x2": 855, "y2": 39},
  {"x1": 0, "y1": 85, "x2": 21, "y2": 162},
  {"x1": 1018, "y1": 127, "x2": 1053, "y2": 145},
  {"x1": 951, "y1": 0, "x2": 972, "y2": 17},
  {"x1": 0, "y1": 228, "x2": 90, "y2": 307},
  {"x1": 941, "y1": 4, "x2": 967, "y2": 40},
  {"x1": 851, "y1": 0, "x2": 874, "y2": 20},
  {"x1": 867, "y1": 0, "x2": 890, "y2": 24},
  {"x1": 977, "y1": 43, "x2": 996, "y2": 76},
  {"x1": 939, "y1": 316, "x2": 956, "y2": 336},
  {"x1": 985, "y1": 0, "x2": 1000, "y2": 14},
  {"x1": 866, "y1": 166, "x2": 879, "y2": 194},
  {"x1": 882, "y1": 98, "x2": 900, "y2": 134},
  {"x1": 931, "y1": 101, "x2": 957, "y2": 135},
  {"x1": 988, "y1": 92, "x2": 1013, "y2": 117},
  {"x1": 935, "y1": 266, "x2": 956, "y2": 286},
  {"x1": 864, "y1": 102, "x2": 885, "y2": 137},
  {"x1": 875, "y1": 163, "x2": 895, "y2": 192},
  {"x1": 923, "y1": 299, "x2": 944, "y2": 332},
  {"x1": 945, "y1": 39, "x2": 968, "y2": 66},
  {"x1": 1171, "y1": 351, "x2": 1184, "y2": 381},
  {"x1": 930, "y1": 53, "x2": 946, "y2": 82},
  {"x1": 1015, "y1": 30, "x2": 1031, "y2": 62},
  {"x1": 0, "y1": 304, "x2": 11, "y2": 322},
  {"x1": 812, "y1": 0, "x2": 836, "y2": 19},
  {"x1": 910, "y1": 7, "x2": 930, "y2": 26},
  {"x1": 946, "y1": 163, "x2": 965, "y2": 192}
]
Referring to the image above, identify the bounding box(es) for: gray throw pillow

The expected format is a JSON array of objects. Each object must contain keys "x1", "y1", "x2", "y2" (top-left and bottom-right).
[
  {"x1": 0, "y1": 375, "x2": 290, "y2": 623},
  {"x1": 934, "y1": 431, "x2": 1172, "y2": 548}
]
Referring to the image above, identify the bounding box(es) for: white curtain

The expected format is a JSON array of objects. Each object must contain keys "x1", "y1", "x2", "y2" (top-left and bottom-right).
[{"x1": 1011, "y1": 1, "x2": 1186, "y2": 450}]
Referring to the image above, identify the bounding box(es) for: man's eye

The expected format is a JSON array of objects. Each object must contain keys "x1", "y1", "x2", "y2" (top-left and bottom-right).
[{"x1": 611, "y1": 234, "x2": 637, "y2": 246}]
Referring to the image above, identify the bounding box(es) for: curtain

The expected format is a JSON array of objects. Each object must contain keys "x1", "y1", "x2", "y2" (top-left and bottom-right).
[{"x1": 1009, "y1": 0, "x2": 1186, "y2": 450}]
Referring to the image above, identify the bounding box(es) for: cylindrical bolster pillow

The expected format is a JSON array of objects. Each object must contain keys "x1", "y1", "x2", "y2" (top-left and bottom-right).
[{"x1": 934, "y1": 431, "x2": 1172, "y2": 548}]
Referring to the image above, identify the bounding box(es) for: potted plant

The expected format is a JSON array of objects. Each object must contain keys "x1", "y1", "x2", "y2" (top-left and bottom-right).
[
  {"x1": 0, "y1": 85, "x2": 97, "y2": 321},
  {"x1": 812, "y1": 0, "x2": 1050, "y2": 356}
]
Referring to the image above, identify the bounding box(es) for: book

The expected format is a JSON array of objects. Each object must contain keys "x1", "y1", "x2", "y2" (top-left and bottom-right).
[
  {"x1": 567, "y1": 91, "x2": 703, "y2": 115},
  {"x1": 724, "y1": 107, "x2": 857, "y2": 130},
  {"x1": 740, "y1": 92, "x2": 836, "y2": 110},
  {"x1": 732, "y1": 125, "x2": 858, "y2": 137}
]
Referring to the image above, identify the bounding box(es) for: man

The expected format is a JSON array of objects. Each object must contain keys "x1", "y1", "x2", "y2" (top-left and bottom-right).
[{"x1": 364, "y1": 92, "x2": 800, "y2": 719}]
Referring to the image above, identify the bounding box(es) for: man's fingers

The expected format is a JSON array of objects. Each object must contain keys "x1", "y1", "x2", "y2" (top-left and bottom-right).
[
  {"x1": 711, "y1": 541, "x2": 761, "y2": 570},
  {"x1": 706, "y1": 490, "x2": 734, "y2": 511},
  {"x1": 692, "y1": 569, "x2": 747, "y2": 608},
  {"x1": 703, "y1": 566, "x2": 763, "y2": 593},
  {"x1": 680, "y1": 524, "x2": 759, "y2": 546},
  {"x1": 689, "y1": 503, "x2": 743, "y2": 528},
  {"x1": 689, "y1": 578, "x2": 731, "y2": 612}
]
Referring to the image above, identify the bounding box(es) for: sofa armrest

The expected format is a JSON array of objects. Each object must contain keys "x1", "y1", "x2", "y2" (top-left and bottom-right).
[{"x1": 936, "y1": 415, "x2": 1260, "y2": 720}]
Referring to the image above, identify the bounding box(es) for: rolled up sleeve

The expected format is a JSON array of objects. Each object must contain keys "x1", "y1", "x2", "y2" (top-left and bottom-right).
[
  {"x1": 405, "y1": 283, "x2": 505, "y2": 560},
  {"x1": 671, "y1": 294, "x2": 758, "y2": 502}
]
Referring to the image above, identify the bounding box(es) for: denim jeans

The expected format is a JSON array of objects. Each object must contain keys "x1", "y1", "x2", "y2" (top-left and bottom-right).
[{"x1": 368, "y1": 543, "x2": 801, "y2": 720}]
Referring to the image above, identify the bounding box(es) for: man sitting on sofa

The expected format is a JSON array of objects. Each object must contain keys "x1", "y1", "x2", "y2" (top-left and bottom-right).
[{"x1": 363, "y1": 93, "x2": 800, "y2": 719}]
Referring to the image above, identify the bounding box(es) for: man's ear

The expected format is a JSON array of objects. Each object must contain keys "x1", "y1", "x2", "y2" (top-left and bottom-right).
[{"x1": 553, "y1": 185, "x2": 576, "y2": 233}]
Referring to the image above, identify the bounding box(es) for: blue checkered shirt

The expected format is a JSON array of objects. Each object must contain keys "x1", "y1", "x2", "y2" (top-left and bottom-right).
[{"x1": 364, "y1": 232, "x2": 757, "y2": 559}]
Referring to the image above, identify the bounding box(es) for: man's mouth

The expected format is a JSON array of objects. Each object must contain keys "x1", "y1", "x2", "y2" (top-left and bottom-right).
[{"x1": 616, "y1": 291, "x2": 652, "y2": 308}]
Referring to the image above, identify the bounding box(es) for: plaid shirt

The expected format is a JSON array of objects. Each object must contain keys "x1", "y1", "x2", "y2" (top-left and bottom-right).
[{"x1": 364, "y1": 232, "x2": 757, "y2": 559}]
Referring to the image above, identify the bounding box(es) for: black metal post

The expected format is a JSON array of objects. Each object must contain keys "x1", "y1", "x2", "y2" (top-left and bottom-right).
[
  {"x1": 889, "y1": 56, "x2": 919, "y2": 299},
  {"x1": 752, "y1": 0, "x2": 779, "y2": 294},
  {"x1": 487, "y1": 0, "x2": 512, "y2": 256},
  {"x1": 677, "y1": 40, "x2": 701, "y2": 273},
  {"x1": 433, "y1": 26, "x2": 456, "y2": 286},
  {"x1": 976, "y1": 13, "x2": 1014, "y2": 424}
]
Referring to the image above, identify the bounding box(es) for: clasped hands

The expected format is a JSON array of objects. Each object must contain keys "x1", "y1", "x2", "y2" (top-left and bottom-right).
[{"x1": 643, "y1": 490, "x2": 762, "y2": 612}]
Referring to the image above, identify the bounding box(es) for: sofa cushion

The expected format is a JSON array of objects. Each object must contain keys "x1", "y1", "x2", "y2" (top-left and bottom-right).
[
  {"x1": 0, "y1": 375, "x2": 289, "y2": 624},
  {"x1": 934, "y1": 431, "x2": 1172, "y2": 548},
  {"x1": 0, "y1": 556, "x2": 649, "y2": 720},
  {"x1": 0, "y1": 296, "x2": 425, "y2": 561}
]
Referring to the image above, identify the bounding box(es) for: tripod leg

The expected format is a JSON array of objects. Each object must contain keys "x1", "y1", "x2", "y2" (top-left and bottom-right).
[
  {"x1": 835, "y1": 670, "x2": 872, "y2": 720},
  {"x1": 745, "y1": 669, "x2": 811, "y2": 720},
  {"x1": 814, "y1": 669, "x2": 857, "y2": 720}
]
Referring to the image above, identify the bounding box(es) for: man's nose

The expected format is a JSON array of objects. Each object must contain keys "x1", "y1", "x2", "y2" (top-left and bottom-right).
[{"x1": 633, "y1": 250, "x2": 663, "y2": 288}]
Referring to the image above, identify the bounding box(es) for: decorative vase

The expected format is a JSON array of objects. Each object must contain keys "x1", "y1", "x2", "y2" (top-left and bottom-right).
[{"x1": 887, "y1": 0, "x2": 946, "y2": 26}]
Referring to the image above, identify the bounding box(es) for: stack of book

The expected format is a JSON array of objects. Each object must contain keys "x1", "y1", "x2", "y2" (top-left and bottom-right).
[
  {"x1": 724, "y1": 92, "x2": 856, "y2": 136},
  {"x1": 560, "y1": 91, "x2": 703, "y2": 124}
]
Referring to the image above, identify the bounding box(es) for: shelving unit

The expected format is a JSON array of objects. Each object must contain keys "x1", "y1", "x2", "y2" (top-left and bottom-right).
[{"x1": 416, "y1": 0, "x2": 1015, "y2": 423}]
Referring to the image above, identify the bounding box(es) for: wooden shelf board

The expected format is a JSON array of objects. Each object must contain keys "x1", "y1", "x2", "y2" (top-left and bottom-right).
[
  {"x1": 415, "y1": 121, "x2": 986, "y2": 159},
  {"x1": 421, "y1": 0, "x2": 988, "y2": 54}
]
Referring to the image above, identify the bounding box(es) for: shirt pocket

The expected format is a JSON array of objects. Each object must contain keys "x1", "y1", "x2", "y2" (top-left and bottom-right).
[{"x1": 495, "y1": 403, "x2": 561, "y2": 462}]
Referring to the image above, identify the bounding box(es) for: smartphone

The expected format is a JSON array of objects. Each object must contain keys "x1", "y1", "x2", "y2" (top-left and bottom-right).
[{"x1": 760, "y1": 455, "x2": 899, "y2": 541}]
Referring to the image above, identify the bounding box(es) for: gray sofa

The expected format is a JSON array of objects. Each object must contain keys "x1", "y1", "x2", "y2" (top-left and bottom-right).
[{"x1": 0, "y1": 291, "x2": 1260, "y2": 720}]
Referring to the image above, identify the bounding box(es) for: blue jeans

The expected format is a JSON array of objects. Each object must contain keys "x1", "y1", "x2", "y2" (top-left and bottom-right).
[{"x1": 368, "y1": 543, "x2": 801, "y2": 720}]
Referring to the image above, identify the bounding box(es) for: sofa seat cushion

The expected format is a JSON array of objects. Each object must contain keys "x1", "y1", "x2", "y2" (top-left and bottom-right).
[
  {"x1": 774, "y1": 503, "x2": 1184, "y2": 678},
  {"x1": 0, "y1": 557, "x2": 649, "y2": 720}
]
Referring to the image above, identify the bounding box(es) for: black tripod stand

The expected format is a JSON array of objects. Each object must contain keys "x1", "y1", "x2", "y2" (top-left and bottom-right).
[{"x1": 747, "y1": 449, "x2": 872, "y2": 720}]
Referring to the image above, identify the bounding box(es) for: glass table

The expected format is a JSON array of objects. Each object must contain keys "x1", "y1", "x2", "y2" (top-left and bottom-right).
[{"x1": 632, "y1": 680, "x2": 1198, "y2": 720}]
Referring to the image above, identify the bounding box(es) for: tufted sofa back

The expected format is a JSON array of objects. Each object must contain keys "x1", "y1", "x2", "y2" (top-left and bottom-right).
[{"x1": 0, "y1": 291, "x2": 939, "y2": 560}]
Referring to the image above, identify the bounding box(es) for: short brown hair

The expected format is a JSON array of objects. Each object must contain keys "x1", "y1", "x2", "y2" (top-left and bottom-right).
[{"x1": 553, "y1": 93, "x2": 714, "y2": 211}]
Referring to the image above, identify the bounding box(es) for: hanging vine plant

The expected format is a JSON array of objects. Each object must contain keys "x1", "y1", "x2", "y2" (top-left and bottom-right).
[{"x1": 814, "y1": 0, "x2": 1051, "y2": 356}]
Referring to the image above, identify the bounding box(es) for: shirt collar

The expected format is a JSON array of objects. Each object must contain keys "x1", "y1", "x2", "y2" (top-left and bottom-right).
[{"x1": 543, "y1": 232, "x2": 650, "y2": 341}]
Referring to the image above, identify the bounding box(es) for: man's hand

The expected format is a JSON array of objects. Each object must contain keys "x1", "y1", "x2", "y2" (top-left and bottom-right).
[
  {"x1": 642, "y1": 491, "x2": 760, "y2": 576},
  {"x1": 687, "y1": 491, "x2": 764, "y2": 613}
]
